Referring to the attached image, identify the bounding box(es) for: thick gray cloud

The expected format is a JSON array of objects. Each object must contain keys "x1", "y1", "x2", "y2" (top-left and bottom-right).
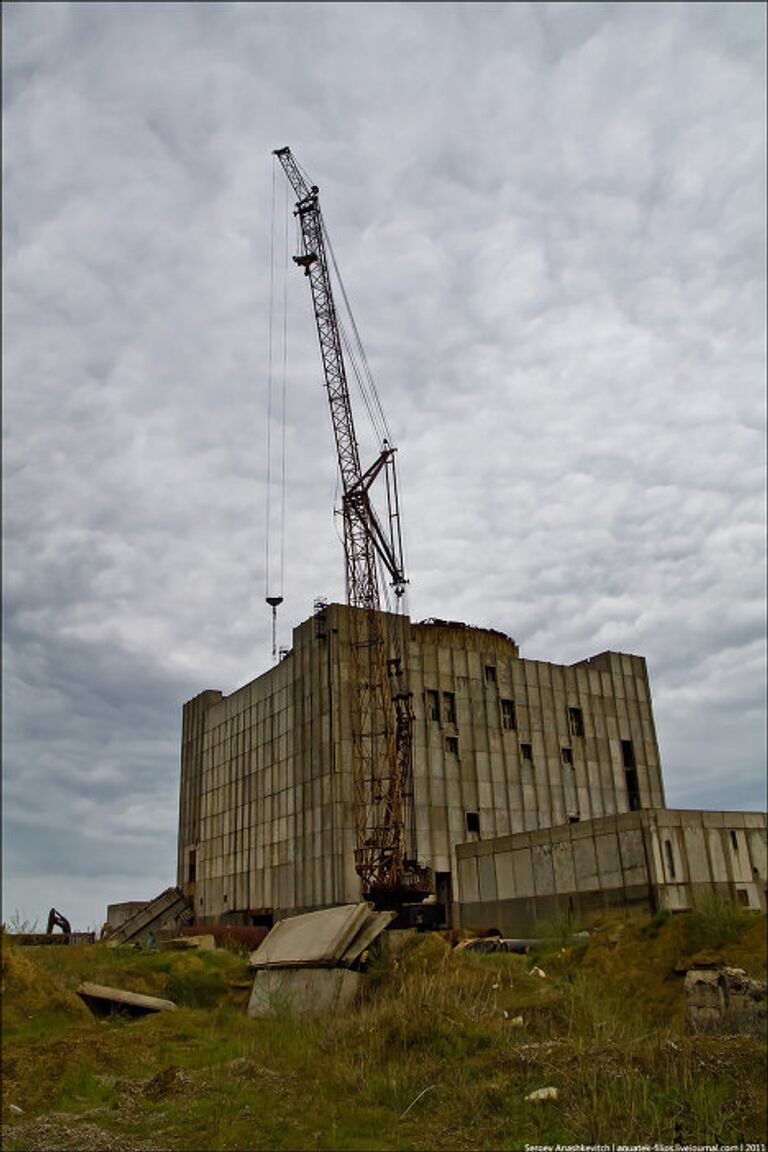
[{"x1": 3, "y1": 2, "x2": 765, "y2": 929}]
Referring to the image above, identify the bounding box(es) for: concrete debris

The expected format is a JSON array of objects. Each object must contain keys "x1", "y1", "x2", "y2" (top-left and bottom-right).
[
  {"x1": 105, "y1": 887, "x2": 193, "y2": 948},
  {"x1": 525, "y1": 1086, "x2": 559, "y2": 1102},
  {"x1": 77, "y1": 982, "x2": 177, "y2": 1017},
  {"x1": 529, "y1": 966, "x2": 547, "y2": 979},
  {"x1": 247, "y1": 902, "x2": 395, "y2": 1017},
  {"x1": 9, "y1": 1105, "x2": 24, "y2": 1115},
  {"x1": 165, "y1": 934, "x2": 216, "y2": 951},
  {"x1": 507, "y1": 1015, "x2": 524, "y2": 1027},
  {"x1": 685, "y1": 966, "x2": 766, "y2": 1038},
  {"x1": 249, "y1": 966, "x2": 362, "y2": 1017}
]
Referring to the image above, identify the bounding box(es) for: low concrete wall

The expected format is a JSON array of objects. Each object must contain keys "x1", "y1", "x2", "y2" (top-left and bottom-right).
[{"x1": 456, "y1": 808, "x2": 767, "y2": 936}]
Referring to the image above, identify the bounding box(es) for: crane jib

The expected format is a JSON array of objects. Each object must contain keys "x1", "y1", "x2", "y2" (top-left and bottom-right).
[{"x1": 273, "y1": 147, "x2": 430, "y2": 904}]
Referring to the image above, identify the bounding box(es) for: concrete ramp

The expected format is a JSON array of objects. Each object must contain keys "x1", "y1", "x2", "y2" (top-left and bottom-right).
[
  {"x1": 105, "y1": 887, "x2": 192, "y2": 947},
  {"x1": 247, "y1": 903, "x2": 394, "y2": 1017}
]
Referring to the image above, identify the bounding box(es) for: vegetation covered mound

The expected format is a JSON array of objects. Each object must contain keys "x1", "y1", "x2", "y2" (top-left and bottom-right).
[
  {"x1": 2, "y1": 907, "x2": 766, "y2": 1151},
  {"x1": 1, "y1": 934, "x2": 92, "y2": 1036}
]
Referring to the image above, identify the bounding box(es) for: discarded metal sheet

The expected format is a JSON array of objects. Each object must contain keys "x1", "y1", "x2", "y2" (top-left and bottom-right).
[
  {"x1": 77, "y1": 981, "x2": 177, "y2": 1016},
  {"x1": 105, "y1": 886, "x2": 192, "y2": 947}
]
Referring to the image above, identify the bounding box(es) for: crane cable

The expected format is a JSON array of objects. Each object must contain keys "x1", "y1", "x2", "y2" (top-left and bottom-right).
[
  {"x1": 324, "y1": 221, "x2": 392, "y2": 448},
  {"x1": 264, "y1": 157, "x2": 289, "y2": 660}
]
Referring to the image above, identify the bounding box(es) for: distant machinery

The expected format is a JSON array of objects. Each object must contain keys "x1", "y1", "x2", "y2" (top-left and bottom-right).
[{"x1": 46, "y1": 907, "x2": 71, "y2": 934}]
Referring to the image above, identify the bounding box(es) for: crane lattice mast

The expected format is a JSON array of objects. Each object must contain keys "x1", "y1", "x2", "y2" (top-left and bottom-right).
[{"x1": 273, "y1": 146, "x2": 429, "y2": 903}]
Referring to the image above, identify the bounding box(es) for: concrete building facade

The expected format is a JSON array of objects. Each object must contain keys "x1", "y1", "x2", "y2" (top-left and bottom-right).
[
  {"x1": 178, "y1": 603, "x2": 665, "y2": 925},
  {"x1": 455, "y1": 809, "x2": 768, "y2": 936}
]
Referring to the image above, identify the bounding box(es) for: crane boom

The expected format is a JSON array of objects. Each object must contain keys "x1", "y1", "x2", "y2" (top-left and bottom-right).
[{"x1": 273, "y1": 147, "x2": 429, "y2": 902}]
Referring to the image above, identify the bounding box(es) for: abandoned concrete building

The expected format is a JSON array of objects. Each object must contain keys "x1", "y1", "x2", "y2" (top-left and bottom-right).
[{"x1": 176, "y1": 600, "x2": 738, "y2": 931}]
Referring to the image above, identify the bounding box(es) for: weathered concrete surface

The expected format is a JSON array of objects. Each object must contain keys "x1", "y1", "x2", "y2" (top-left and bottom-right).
[
  {"x1": 339, "y1": 910, "x2": 396, "y2": 963},
  {"x1": 456, "y1": 808, "x2": 768, "y2": 936},
  {"x1": 105, "y1": 901, "x2": 147, "y2": 934},
  {"x1": 247, "y1": 967, "x2": 362, "y2": 1018},
  {"x1": 247, "y1": 903, "x2": 392, "y2": 1015},
  {"x1": 685, "y1": 967, "x2": 767, "y2": 1038},
  {"x1": 249, "y1": 903, "x2": 373, "y2": 969},
  {"x1": 77, "y1": 982, "x2": 177, "y2": 1016},
  {"x1": 166, "y1": 934, "x2": 216, "y2": 951},
  {"x1": 179, "y1": 604, "x2": 667, "y2": 925},
  {"x1": 106, "y1": 887, "x2": 193, "y2": 947}
]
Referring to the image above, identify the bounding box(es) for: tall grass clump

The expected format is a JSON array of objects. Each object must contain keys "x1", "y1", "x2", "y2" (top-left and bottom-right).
[{"x1": 683, "y1": 893, "x2": 758, "y2": 955}]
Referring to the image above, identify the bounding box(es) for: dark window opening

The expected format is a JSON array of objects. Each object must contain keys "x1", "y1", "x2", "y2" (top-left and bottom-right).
[
  {"x1": 501, "y1": 699, "x2": 517, "y2": 730},
  {"x1": 561, "y1": 747, "x2": 573, "y2": 764},
  {"x1": 446, "y1": 735, "x2": 459, "y2": 755},
  {"x1": 730, "y1": 830, "x2": 739, "y2": 851},
  {"x1": 625, "y1": 767, "x2": 641, "y2": 811},
  {"x1": 485, "y1": 665, "x2": 497, "y2": 683},
  {"x1": 568, "y1": 815, "x2": 580, "y2": 824},
  {"x1": 664, "y1": 839, "x2": 676, "y2": 879},
  {"x1": 443, "y1": 692, "x2": 457, "y2": 725},
  {"x1": 521, "y1": 742, "x2": 533, "y2": 762},
  {"x1": 435, "y1": 872, "x2": 452, "y2": 921},
  {"x1": 736, "y1": 888, "x2": 749, "y2": 907},
  {"x1": 223, "y1": 894, "x2": 228, "y2": 903},
  {"x1": 568, "y1": 707, "x2": 585, "y2": 737},
  {"x1": 621, "y1": 739, "x2": 636, "y2": 769},
  {"x1": 188, "y1": 849, "x2": 197, "y2": 884},
  {"x1": 465, "y1": 811, "x2": 480, "y2": 834},
  {"x1": 426, "y1": 689, "x2": 440, "y2": 721}
]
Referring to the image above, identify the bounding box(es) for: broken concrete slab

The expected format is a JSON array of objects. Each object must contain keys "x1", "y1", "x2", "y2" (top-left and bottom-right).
[
  {"x1": 339, "y1": 910, "x2": 396, "y2": 965},
  {"x1": 247, "y1": 903, "x2": 393, "y2": 1016},
  {"x1": 105, "y1": 887, "x2": 193, "y2": 948},
  {"x1": 248, "y1": 903, "x2": 372, "y2": 970},
  {"x1": 77, "y1": 982, "x2": 177, "y2": 1016},
  {"x1": 685, "y1": 966, "x2": 767, "y2": 1038},
  {"x1": 247, "y1": 967, "x2": 362, "y2": 1018},
  {"x1": 165, "y1": 934, "x2": 216, "y2": 951}
]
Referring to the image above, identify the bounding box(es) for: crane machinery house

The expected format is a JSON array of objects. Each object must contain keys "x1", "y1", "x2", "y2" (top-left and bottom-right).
[{"x1": 177, "y1": 152, "x2": 767, "y2": 936}]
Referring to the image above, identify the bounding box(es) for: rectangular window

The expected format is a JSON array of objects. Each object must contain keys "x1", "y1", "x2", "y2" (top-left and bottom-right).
[
  {"x1": 664, "y1": 839, "x2": 676, "y2": 879},
  {"x1": 730, "y1": 830, "x2": 739, "y2": 851},
  {"x1": 736, "y1": 888, "x2": 749, "y2": 907},
  {"x1": 465, "y1": 811, "x2": 480, "y2": 834},
  {"x1": 521, "y1": 742, "x2": 533, "y2": 762},
  {"x1": 446, "y1": 735, "x2": 459, "y2": 755},
  {"x1": 625, "y1": 767, "x2": 641, "y2": 811},
  {"x1": 568, "y1": 707, "x2": 585, "y2": 737},
  {"x1": 485, "y1": 665, "x2": 497, "y2": 683},
  {"x1": 621, "y1": 739, "x2": 636, "y2": 769},
  {"x1": 425, "y1": 689, "x2": 440, "y2": 721},
  {"x1": 443, "y1": 692, "x2": 457, "y2": 725},
  {"x1": 188, "y1": 849, "x2": 197, "y2": 884},
  {"x1": 568, "y1": 815, "x2": 580, "y2": 824},
  {"x1": 501, "y1": 698, "x2": 517, "y2": 730},
  {"x1": 561, "y1": 747, "x2": 573, "y2": 764}
]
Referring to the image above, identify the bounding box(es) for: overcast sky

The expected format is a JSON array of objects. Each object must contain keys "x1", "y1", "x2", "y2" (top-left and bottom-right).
[{"x1": 3, "y1": 2, "x2": 766, "y2": 930}]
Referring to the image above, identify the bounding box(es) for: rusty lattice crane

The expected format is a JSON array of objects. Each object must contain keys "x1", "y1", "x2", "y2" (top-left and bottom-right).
[{"x1": 274, "y1": 146, "x2": 430, "y2": 906}]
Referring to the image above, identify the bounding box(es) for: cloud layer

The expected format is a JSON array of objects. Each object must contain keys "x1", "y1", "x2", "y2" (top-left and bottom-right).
[{"x1": 3, "y1": 2, "x2": 765, "y2": 928}]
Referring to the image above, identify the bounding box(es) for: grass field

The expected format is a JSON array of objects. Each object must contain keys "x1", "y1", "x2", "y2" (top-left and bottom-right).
[{"x1": 2, "y1": 902, "x2": 766, "y2": 1151}]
